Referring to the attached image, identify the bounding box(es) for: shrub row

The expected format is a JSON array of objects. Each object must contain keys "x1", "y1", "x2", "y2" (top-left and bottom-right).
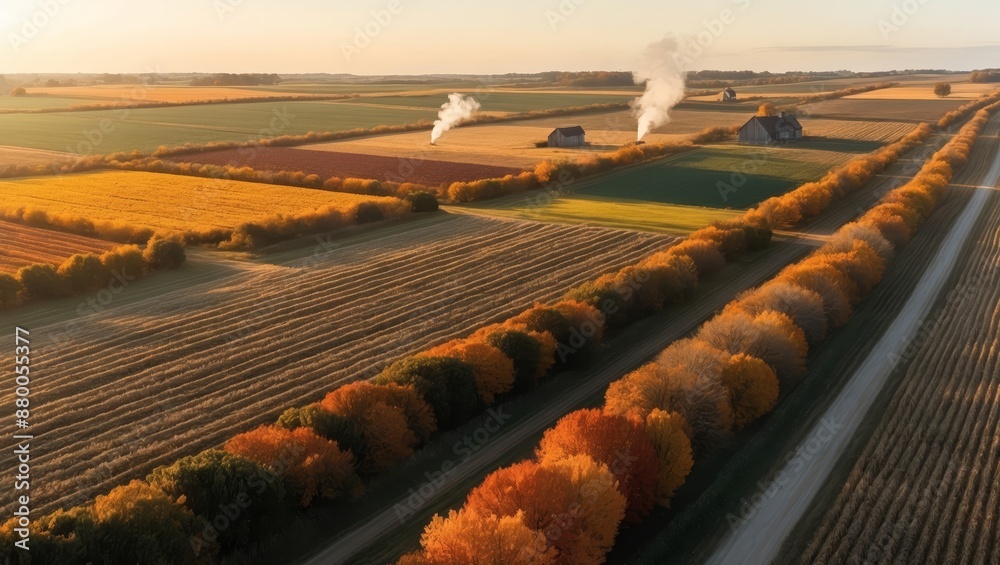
[
  {"x1": 399, "y1": 97, "x2": 1000, "y2": 565},
  {"x1": 936, "y1": 88, "x2": 1000, "y2": 129},
  {"x1": 0, "y1": 237, "x2": 186, "y2": 310}
]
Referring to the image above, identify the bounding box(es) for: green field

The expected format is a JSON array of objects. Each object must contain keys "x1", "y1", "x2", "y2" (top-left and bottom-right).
[
  {"x1": 572, "y1": 143, "x2": 861, "y2": 209},
  {"x1": 0, "y1": 101, "x2": 438, "y2": 153},
  {"x1": 235, "y1": 81, "x2": 487, "y2": 94},
  {"x1": 457, "y1": 196, "x2": 741, "y2": 235},
  {"x1": 356, "y1": 92, "x2": 633, "y2": 112},
  {"x1": 0, "y1": 95, "x2": 108, "y2": 111}
]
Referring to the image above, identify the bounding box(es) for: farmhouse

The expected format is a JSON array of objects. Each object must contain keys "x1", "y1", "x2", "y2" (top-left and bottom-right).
[
  {"x1": 721, "y1": 87, "x2": 737, "y2": 102},
  {"x1": 738, "y1": 113, "x2": 803, "y2": 144},
  {"x1": 548, "y1": 126, "x2": 586, "y2": 147}
]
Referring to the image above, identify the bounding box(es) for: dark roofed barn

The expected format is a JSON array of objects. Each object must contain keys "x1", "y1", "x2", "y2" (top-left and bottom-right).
[
  {"x1": 738, "y1": 113, "x2": 803, "y2": 144},
  {"x1": 548, "y1": 126, "x2": 586, "y2": 147}
]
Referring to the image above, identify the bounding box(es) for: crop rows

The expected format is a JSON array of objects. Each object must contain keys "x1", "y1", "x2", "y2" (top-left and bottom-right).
[
  {"x1": 0, "y1": 221, "x2": 115, "y2": 272},
  {"x1": 800, "y1": 125, "x2": 1000, "y2": 564},
  {"x1": 0, "y1": 215, "x2": 674, "y2": 516}
]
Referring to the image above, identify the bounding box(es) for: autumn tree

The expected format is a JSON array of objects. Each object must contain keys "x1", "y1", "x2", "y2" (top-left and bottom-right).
[
  {"x1": 16, "y1": 263, "x2": 67, "y2": 300},
  {"x1": 822, "y1": 222, "x2": 895, "y2": 261},
  {"x1": 817, "y1": 240, "x2": 886, "y2": 299},
  {"x1": 934, "y1": 82, "x2": 952, "y2": 97},
  {"x1": 147, "y1": 449, "x2": 286, "y2": 554},
  {"x1": 668, "y1": 239, "x2": 726, "y2": 277},
  {"x1": 536, "y1": 409, "x2": 658, "y2": 523},
  {"x1": 88, "y1": 480, "x2": 198, "y2": 564},
  {"x1": 565, "y1": 282, "x2": 629, "y2": 329},
  {"x1": 477, "y1": 327, "x2": 543, "y2": 392},
  {"x1": 777, "y1": 262, "x2": 856, "y2": 326},
  {"x1": 552, "y1": 299, "x2": 606, "y2": 363},
  {"x1": 635, "y1": 252, "x2": 700, "y2": 306},
  {"x1": 101, "y1": 244, "x2": 145, "y2": 278},
  {"x1": 732, "y1": 282, "x2": 828, "y2": 343},
  {"x1": 644, "y1": 409, "x2": 694, "y2": 505},
  {"x1": 143, "y1": 237, "x2": 186, "y2": 270},
  {"x1": 320, "y1": 382, "x2": 435, "y2": 472},
  {"x1": 604, "y1": 362, "x2": 733, "y2": 454},
  {"x1": 757, "y1": 102, "x2": 777, "y2": 116},
  {"x1": 375, "y1": 356, "x2": 480, "y2": 428},
  {"x1": 58, "y1": 253, "x2": 110, "y2": 293},
  {"x1": 464, "y1": 455, "x2": 625, "y2": 564},
  {"x1": 423, "y1": 340, "x2": 515, "y2": 405},
  {"x1": 0, "y1": 274, "x2": 20, "y2": 308},
  {"x1": 507, "y1": 304, "x2": 573, "y2": 350},
  {"x1": 276, "y1": 404, "x2": 366, "y2": 457},
  {"x1": 720, "y1": 354, "x2": 779, "y2": 430},
  {"x1": 399, "y1": 509, "x2": 556, "y2": 565},
  {"x1": 224, "y1": 425, "x2": 361, "y2": 507},
  {"x1": 697, "y1": 310, "x2": 808, "y2": 385}
]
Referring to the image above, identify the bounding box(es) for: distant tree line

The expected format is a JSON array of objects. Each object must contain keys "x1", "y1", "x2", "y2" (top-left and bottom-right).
[
  {"x1": 539, "y1": 71, "x2": 635, "y2": 87},
  {"x1": 190, "y1": 73, "x2": 282, "y2": 87},
  {"x1": 970, "y1": 69, "x2": 1000, "y2": 83}
]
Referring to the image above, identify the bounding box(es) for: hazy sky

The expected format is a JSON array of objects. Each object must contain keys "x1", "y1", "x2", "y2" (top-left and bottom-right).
[{"x1": 2, "y1": 0, "x2": 998, "y2": 75}]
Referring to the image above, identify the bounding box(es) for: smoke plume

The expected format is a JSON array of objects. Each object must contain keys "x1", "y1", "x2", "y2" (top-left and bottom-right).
[
  {"x1": 430, "y1": 93, "x2": 481, "y2": 144},
  {"x1": 632, "y1": 35, "x2": 687, "y2": 141}
]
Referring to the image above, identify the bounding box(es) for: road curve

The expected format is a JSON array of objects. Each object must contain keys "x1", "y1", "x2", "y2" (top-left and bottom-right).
[{"x1": 707, "y1": 121, "x2": 1000, "y2": 565}]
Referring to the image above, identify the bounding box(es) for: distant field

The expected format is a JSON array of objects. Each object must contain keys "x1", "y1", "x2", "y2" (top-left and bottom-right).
[
  {"x1": 0, "y1": 221, "x2": 116, "y2": 272},
  {"x1": 799, "y1": 98, "x2": 964, "y2": 122},
  {"x1": 0, "y1": 95, "x2": 109, "y2": 110},
  {"x1": 238, "y1": 81, "x2": 489, "y2": 95},
  {"x1": 0, "y1": 101, "x2": 437, "y2": 153},
  {"x1": 0, "y1": 146, "x2": 78, "y2": 168},
  {"x1": 802, "y1": 119, "x2": 916, "y2": 143},
  {"x1": 300, "y1": 107, "x2": 745, "y2": 168},
  {"x1": 23, "y1": 85, "x2": 285, "y2": 103},
  {"x1": 352, "y1": 91, "x2": 633, "y2": 112},
  {"x1": 570, "y1": 143, "x2": 858, "y2": 209},
  {"x1": 177, "y1": 147, "x2": 523, "y2": 185},
  {"x1": 458, "y1": 195, "x2": 741, "y2": 234},
  {"x1": 845, "y1": 83, "x2": 998, "y2": 100},
  {"x1": 0, "y1": 171, "x2": 396, "y2": 233}
]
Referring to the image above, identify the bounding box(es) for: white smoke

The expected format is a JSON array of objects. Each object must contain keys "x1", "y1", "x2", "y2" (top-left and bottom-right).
[
  {"x1": 632, "y1": 35, "x2": 687, "y2": 141},
  {"x1": 430, "y1": 93, "x2": 481, "y2": 144}
]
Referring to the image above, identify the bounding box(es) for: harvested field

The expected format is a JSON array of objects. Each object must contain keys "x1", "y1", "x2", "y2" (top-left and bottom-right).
[
  {"x1": 23, "y1": 85, "x2": 286, "y2": 103},
  {"x1": 0, "y1": 214, "x2": 677, "y2": 516},
  {"x1": 0, "y1": 171, "x2": 399, "y2": 233},
  {"x1": 796, "y1": 141, "x2": 1000, "y2": 563},
  {"x1": 799, "y1": 98, "x2": 965, "y2": 122},
  {"x1": 299, "y1": 107, "x2": 745, "y2": 168},
  {"x1": 845, "y1": 83, "x2": 998, "y2": 100},
  {"x1": 801, "y1": 119, "x2": 916, "y2": 143},
  {"x1": 0, "y1": 146, "x2": 78, "y2": 168},
  {"x1": 351, "y1": 91, "x2": 634, "y2": 112},
  {"x1": 173, "y1": 147, "x2": 524, "y2": 185},
  {"x1": 0, "y1": 221, "x2": 116, "y2": 272}
]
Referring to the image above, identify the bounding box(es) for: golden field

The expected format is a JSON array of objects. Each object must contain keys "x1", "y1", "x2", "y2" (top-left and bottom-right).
[
  {"x1": 0, "y1": 221, "x2": 116, "y2": 272},
  {"x1": 0, "y1": 171, "x2": 400, "y2": 233},
  {"x1": 23, "y1": 85, "x2": 284, "y2": 103}
]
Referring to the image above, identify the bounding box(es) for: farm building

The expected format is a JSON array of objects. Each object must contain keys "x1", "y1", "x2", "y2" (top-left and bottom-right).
[
  {"x1": 738, "y1": 113, "x2": 803, "y2": 144},
  {"x1": 721, "y1": 87, "x2": 737, "y2": 102},
  {"x1": 548, "y1": 126, "x2": 586, "y2": 147}
]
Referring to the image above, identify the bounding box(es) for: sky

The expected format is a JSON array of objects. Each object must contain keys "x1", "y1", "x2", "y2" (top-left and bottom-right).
[{"x1": 1, "y1": 0, "x2": 998, "y2": 75}]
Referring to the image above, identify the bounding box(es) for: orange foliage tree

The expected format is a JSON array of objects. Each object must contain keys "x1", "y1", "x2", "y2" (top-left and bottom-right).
[
  {"x1": 399, "y1": 508, "x2": 556, "y2": 565},
  {"x1": 720, "y1": 354, "x2": 779, "y2": 430},
  {"x1": 464, "y1": 455, "x2": 625, "y2": 564},
  {"x1": 535, "y1": 409, "x2": 658, "y2": 523},
  {"x1": 224, "y1": 425, "x2": 360, "y2": 506},
  {"x1": 731, "y1": 282, "x2": 828, "y2": 343},
  {"x1": 697, "y1": 310, "x2": 808, "y2": 385},
  {"x1": 422, "y1": 340, "x2": 515, "y2": 405}
]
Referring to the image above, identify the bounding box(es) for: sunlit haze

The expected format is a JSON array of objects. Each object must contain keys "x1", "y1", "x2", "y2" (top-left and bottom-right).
[{"x1": 2, "y1": 0, "x2": 998, "y2": 74}]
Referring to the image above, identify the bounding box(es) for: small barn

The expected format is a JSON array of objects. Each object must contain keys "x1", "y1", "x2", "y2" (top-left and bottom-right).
[
  {"x1": 721, "y1": 87, "x2": 737, "y2": 102},
  {"x1": 548, "y1": 126, "x2": 586, "y2": 147},
  {"x1": 738, "y1": 113, "x2": 803, "y2": 144}
]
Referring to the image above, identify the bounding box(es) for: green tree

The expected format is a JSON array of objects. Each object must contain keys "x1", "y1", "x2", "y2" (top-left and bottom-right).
[
  {"x1": 276, "y1": 404, "x2": 367, "y2": 458},
  {"x1": 482, "y1": 328, "x2": 542, "y2": 393},
  {"x1": 148, "y1": 450, "x2": 286, "y2": 555},
  {"x1": 375, "y1": 356, "x2": 480, "y2": 428},
  {"x1": 0, "y1": 274, "x2": 21, "y2": 308}
]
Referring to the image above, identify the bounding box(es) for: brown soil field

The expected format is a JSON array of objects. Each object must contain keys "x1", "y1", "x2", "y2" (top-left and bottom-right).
[
  {"x1": 174, "y1": 147, "x2": 524, "y2": 185},
  {"x1": 0, "y1": 146, "x2": 78, "y2": 168},
  {"x1": 797, "y1": 124, "x2": 1000, "y2": 564},
  {"x1": 0, "y1": 221, "x2": 116, "y2": 272},
  {"x1": 1, "y1": 214, "x2": 676, "y2": 516}
]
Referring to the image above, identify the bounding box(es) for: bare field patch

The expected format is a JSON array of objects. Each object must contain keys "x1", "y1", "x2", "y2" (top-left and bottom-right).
[{"x1": 0, "y1": 221, "x2": 116, "y2": 272}]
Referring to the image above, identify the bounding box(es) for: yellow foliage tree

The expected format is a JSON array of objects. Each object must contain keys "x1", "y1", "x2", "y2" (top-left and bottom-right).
[
  {"x1": 424, "y1": 340, "x2": 516, "y2": 405},
  {"x1": 644, "y1": 409, "x2": 694, "y2": 506}
]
